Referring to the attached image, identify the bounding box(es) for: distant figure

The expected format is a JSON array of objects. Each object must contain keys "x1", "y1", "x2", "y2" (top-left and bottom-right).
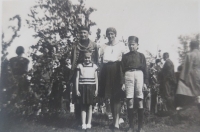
[
  {"x1": 154, "y1": 59, "x2": 162, "y2": 82},
  {"x1": 176, "y1": 40, "x2": 200, "y2": 112},
  {"x1": 9, "y1": 46, "x2": 29, "y2": 100},
  {"x1": 50, "y1": 57, "x2": 71, "y2": 112},
  {"x1": 175, "y1": 65, "x2": 185, "y2": 109},
  {"x1": 175, "y1": 65, "x2": 183, "y2": 92},
  {"x1": 150, "y1": 59, "x2": 162, "y2": 114},
  {"x1": 160, "y1": 52, "x2": 176, "y2": 112}
]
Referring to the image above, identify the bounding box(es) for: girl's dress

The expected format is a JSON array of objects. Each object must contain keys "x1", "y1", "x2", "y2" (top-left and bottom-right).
[{"x1": 76, "y1": 63, "x2": 98, "y2": 105}]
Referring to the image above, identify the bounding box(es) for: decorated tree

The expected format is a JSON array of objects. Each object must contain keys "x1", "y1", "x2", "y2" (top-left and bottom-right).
[{"x1": 26, "y1": 0, "x2": 99, "y2": 115}]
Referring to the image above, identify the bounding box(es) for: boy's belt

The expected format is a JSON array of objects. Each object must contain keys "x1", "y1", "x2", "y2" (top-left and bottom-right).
[{"x1": 128, "y1": 69, "x2": 141, "y2": 72}]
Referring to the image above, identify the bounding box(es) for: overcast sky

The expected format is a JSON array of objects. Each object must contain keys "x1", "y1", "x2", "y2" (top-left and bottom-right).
[{"x1": 2, "y1": 0, "x2": 200, "y2": 70}]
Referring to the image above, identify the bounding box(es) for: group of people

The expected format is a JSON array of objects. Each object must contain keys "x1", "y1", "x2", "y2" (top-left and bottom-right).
[
  {"x1": 69, "y1": 26, "x2": 200, "y2": 132},
  {"x1": 69, "y1": 26, "x2": 148, "y2": 132},
  {"x1": 6, "y1": 25, "x2": 200, "y2": 132}
]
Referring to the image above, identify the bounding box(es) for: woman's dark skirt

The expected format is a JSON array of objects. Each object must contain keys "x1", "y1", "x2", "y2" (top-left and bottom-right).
[
  {"x1": 76, "y1": 84, "x2": 96, "y2": 105},
  {"x1": 99, "y1": 61, "x2": 125, "y2": 100}
]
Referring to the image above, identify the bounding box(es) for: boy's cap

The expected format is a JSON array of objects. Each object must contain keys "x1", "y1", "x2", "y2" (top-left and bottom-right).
[{"x1": 128, "y1": 36, "x2": 139, "y2": 44}]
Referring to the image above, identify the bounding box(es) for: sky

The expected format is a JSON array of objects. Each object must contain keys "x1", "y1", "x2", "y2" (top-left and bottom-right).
[{"x1": 1, "y1": 0, "x2": 200, "y2": 71}]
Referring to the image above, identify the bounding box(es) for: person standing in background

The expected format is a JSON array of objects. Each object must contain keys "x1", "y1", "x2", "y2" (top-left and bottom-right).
[
  {"x1": 176, "y1": 40, "x2": 200, "y2": 112},
  {"x1": 160, "y1": 52, "x2": 176, "y2": 112},
  {"x1": 8, "y1": 46, "x2": 29, "y2": 103}
]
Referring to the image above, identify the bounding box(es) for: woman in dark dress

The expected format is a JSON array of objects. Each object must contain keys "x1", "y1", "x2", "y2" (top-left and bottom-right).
[{"x1": 99, "y1": 27, "x2": 127, "y2": 131}]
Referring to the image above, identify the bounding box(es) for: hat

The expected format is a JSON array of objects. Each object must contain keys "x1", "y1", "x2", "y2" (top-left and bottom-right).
[
  {"x1": 79, "y1": 25, "x2": 90, "y2": 32},
  {"x1": 106, "y1": 27, "x2": 117, "y2": 37},
  {"x1": 128, "y1": 36, "x2": 139, "y2": 43},
  {"x1": 84, "y1": 51, "x2": 92, "y2": 57}
]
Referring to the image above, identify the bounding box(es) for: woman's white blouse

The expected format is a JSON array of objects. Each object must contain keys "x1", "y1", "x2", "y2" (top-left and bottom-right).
[{"x1": 100, "y1": 42, "x2": 129, "y2": 63}]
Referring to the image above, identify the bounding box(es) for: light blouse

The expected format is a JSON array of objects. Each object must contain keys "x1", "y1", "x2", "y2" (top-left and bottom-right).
[{"x1": 100, "y1": 42, "x2": 128, "y2": 63}]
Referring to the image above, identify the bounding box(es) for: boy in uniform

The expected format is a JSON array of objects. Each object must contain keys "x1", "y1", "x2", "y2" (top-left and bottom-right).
[{"x1": 121, "y1": 36, "x2": 148, "y2": 132}]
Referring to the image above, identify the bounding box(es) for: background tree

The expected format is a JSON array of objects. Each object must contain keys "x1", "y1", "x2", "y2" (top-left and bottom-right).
[
  {"x1": 26, "y1": 0, "x2": 98, "y2": 115},
  {"x1": 1, "y1": 15, "x2": 21, "y2": 109},
  {"x1": 178, "y1": 33, "x2": 200, "y2": 64},
  {"x1": 1, "y1": 15, "x2": 22, "y2": 63}
]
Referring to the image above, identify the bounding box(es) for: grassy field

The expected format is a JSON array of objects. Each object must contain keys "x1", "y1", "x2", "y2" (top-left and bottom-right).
[{"x1": 0, "y1": 106, "x2": 200, "y2": 132}]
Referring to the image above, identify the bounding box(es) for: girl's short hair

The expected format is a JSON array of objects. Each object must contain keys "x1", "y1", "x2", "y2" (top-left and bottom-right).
[{"x1": 84, "y1": 51, "x2": 92, "y2": 57}]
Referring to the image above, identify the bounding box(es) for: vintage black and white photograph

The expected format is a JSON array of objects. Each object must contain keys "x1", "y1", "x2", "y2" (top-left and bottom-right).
[{"x1": 1, "y1": 0, "x2": 200, "y2": 132}]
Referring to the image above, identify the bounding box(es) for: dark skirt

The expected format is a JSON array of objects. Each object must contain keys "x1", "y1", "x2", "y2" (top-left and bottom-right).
[
  {"x1": 76, "y1": 84, "x2": 96, "y2": 105},
  {"x1": 99, "y1": 61, "x2": 125, "y2": 99}
]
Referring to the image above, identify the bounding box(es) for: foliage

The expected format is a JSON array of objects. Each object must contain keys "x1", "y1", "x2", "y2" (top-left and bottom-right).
[
  {"x1": 1, "y1": 15, "x2": 22, "y2": 61},
  {"x1": 145, "y1": 50, "x2": 162, "y2": 66},
  {"x1": 25, "y1": 0, "x2": 99, "y2": 115},
  {"x1": 1, "y1": 15, "x2": 22, "y2": 111},
  {"x1": 178, "y1": 33, "x2": 200, "y2": 64}
]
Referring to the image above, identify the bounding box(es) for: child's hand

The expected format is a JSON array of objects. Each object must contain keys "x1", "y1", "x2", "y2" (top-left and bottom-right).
[
  {"x1": 94, "y1": 90, "x2": 98, "y2": 97},
  {"x1": 76, "y1": 91, "x2": 81, "y2": 96}
]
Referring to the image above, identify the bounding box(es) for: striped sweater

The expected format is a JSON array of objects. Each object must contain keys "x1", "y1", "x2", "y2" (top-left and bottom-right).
[{"x1": 77, "y1": 63, "x2": 98, "y2": 84}]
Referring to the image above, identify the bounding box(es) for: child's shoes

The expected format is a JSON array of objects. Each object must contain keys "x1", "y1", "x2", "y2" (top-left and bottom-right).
[
  {"x1": 86, "y1": 124, "x2": 91, "y2": 129},
  {"x1": 82, "y1": 124, "x2": 87, "y2": 130}
]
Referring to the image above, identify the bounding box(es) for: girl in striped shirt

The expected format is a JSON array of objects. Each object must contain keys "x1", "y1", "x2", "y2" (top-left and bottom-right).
[{"x1": 76, "y1": 52, "x2": 98, "y2": 130}]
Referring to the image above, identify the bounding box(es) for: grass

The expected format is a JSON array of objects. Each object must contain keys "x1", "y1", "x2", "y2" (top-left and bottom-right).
[{"x1": 0, "y1": 105, "x2": 200, "y2": 132}]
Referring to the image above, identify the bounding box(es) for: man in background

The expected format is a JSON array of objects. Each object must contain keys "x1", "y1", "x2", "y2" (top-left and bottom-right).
[
  {"x1": 160, "y1": 52, "x2": 176, "y2": 112},
  {"x1": 9, "y1": 46, "x2": 29, "y2": 103},
  {"x1": 176, "y1": 40, "x2": 200, "y2": 112}
]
